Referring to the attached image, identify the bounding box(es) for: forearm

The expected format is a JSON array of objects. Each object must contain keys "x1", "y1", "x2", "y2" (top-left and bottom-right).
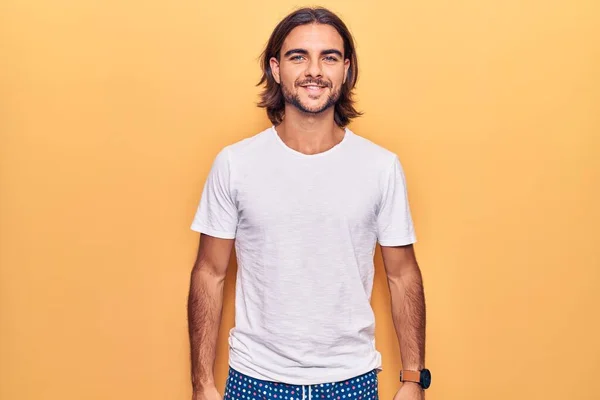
[
  {"x1": 187, "y1": 266, "x2": 226, "y2": 392},
  {"x1": 388, "y1": 269, "x2": 426, "y2": 370}
]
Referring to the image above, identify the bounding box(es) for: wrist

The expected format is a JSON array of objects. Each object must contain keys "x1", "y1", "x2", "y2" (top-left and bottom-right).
[
  {"x1": 401, "y1": 381, "x2": 423, "y2": 389},
  {"x1": 193, "y1": 380, "x2": 216, "y2": 392},
  {"x1": 402, "y1": 363, "x2": 424, "y2": 370},
  {"x1": 399, "y1": 368, "x2": 431, "y2": 390}
]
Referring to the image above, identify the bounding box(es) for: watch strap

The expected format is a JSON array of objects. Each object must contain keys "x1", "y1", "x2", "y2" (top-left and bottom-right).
[{"x1": 399, "y1": 370, "x2": 421, "y2": 384}]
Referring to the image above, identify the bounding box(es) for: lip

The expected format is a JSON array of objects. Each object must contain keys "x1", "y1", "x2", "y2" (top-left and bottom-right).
[{"x1": 301, "y1": 85, "x2": 327, "y2": 93}]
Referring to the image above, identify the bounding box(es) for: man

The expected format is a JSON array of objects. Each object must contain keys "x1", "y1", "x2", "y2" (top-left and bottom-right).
[{"x1": 187, "y1": 7, "x2": 430, "y2": 400}]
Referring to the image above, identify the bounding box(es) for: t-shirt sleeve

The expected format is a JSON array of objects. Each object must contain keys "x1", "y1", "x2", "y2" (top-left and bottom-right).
[
  {"x1": 377, "y1": 155, "x2": 417, "y2": 246},
  {"x1": 190, "y1": 147, "x2": 238, "y2": 239}
]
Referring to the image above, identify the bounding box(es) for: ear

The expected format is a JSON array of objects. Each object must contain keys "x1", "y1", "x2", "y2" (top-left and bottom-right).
[
  {"x1": 270, "y1": 57, "x2": 281, "y2": 84},
  {"x1": 343, "y1": 58, "x2": 350, "y2": 84}
]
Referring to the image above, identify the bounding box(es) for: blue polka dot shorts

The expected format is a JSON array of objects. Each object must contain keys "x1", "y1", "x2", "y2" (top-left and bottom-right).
[{"x1": 224, "y1": 367, "x2": 379, "y2": 400}]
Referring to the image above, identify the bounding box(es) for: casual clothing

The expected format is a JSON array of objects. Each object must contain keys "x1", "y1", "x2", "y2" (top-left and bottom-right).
[
  {"x1": 191, "y1": 126, "x2": 417, "y2": 384},
  {"x1": 224, "y1": 367, "x2": 379, "y2": 400}
]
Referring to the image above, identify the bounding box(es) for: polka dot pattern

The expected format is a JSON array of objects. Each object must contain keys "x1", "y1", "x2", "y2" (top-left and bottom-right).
[{"x1": 224, "y1": 367, "x2": 379, "y2": 400}]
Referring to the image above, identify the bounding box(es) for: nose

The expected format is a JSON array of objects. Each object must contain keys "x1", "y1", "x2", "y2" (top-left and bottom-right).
[{"x1": 305, "y1": 57, "x2": 322, "y2": 78}]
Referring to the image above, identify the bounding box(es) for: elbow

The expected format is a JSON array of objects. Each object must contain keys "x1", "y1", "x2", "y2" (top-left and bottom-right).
[
  {"x1": 191, "y1": 260, "x2": 228, "y2": 284},
  {"x1": 387, "y1": 264, "x2": 423, "y2": 287}
]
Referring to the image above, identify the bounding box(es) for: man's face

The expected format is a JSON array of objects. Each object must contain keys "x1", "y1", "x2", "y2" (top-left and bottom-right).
[{"x1": 270, "y1": 23, "x2": 351, "y2": 115}]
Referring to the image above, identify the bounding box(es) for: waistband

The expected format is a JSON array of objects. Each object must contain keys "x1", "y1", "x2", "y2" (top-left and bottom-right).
[{"x1": 226, "y1": 366, "x2": 378, "y2": 400}]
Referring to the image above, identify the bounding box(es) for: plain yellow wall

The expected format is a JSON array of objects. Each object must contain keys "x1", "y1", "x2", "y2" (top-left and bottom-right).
[{"x1": 1, "y1": 0, "x2": 599, "y2": 399}]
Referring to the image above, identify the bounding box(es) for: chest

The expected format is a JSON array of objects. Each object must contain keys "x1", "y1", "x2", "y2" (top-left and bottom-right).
[{"x1": 233, "y1": 163, "x2": 381, "y2": 231}]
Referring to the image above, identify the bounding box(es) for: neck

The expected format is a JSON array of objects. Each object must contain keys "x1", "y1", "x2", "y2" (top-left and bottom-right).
[{"x1": 275, "y1": 105, "x2": 346, "y2": 155}]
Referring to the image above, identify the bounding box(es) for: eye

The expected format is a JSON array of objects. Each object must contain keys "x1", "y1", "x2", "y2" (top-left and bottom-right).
[
  {"x1": 324, "y1": 56, "x2": 338, "y2": 62},
  {"x1": 290, "y1": 55, "x2": 305, "y2": 61}
]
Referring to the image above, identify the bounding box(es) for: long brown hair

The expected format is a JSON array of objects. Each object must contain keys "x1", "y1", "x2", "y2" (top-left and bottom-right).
[{"x1": 257, "y1": 7, "x2": 362, "y2": 128}]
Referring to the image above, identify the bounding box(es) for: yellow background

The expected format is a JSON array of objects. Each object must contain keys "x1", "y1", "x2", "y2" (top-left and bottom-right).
[{"x1": 1, "y1": 1, "x2": 599, "y2": 399}]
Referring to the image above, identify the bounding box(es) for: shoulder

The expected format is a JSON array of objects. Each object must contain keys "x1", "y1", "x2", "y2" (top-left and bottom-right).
[
  {"x1": 345, "y1": 128, "x2": 400, "y2": 170},
  {"x1": 222, "y1": 126, "x2": 273, "y2": 160},
  {"x1": 204, "y1": 127, "x2": 272, "y2": 175}
]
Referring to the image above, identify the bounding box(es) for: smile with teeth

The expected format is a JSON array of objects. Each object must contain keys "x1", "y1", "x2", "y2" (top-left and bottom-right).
[{"x1": 301, "y1": 85, "x2": 327, "y2": 93}]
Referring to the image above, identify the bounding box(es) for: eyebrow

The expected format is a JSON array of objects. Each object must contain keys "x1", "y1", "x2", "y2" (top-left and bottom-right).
[{"x1": 283, "y1": 48, "x2": 344, "y2": 58}]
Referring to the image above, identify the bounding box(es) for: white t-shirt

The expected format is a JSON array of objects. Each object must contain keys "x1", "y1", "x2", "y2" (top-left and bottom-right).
[{"x1": 190, "y1": 125, "x2": 417, "y2": 385}]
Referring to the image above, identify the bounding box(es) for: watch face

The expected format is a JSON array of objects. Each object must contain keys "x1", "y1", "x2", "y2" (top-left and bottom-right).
[{"x1": 420, "y1": 369, "x2": 431, "y2": 389}]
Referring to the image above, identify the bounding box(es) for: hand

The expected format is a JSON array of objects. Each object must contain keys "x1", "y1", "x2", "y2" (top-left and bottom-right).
[
  {"x1": 192, "y1": 386, "x2": 222, "y2": 400},
  {"x1": 392, "y1": 382, "x2": 425, "y2": 400}
]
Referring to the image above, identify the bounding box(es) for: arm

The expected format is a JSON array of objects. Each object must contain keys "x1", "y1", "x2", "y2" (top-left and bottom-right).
[
  {"x1": 381, "y1": 244, "x2": 426, "y2": 373},
  {"x1": 187, "y1": 233, "x2": 234, "y2": 396}
]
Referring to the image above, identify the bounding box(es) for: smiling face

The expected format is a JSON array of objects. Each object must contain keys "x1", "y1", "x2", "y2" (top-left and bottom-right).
[{"x1": 270, "y1": 23, "x2": 351, "y2": 115}]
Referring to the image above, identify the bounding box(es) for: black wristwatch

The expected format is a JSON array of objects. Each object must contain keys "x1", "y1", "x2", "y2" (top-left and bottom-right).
[{"x1": 399, "y1": 369, "x2": 431, "y2": 389}]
